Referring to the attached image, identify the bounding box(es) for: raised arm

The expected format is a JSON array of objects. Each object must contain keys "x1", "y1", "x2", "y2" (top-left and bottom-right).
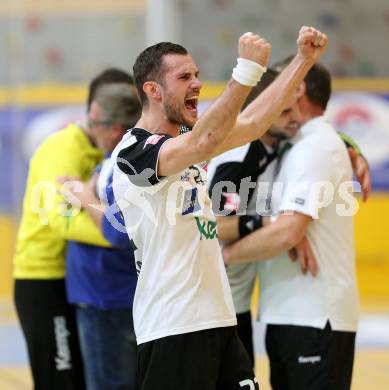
[
  {"x1": 157, "y1": 33, "x2": 271, "y2": 177},
  {"x1": 213, "y1": 26, "x2": 328, "y2": 155}
]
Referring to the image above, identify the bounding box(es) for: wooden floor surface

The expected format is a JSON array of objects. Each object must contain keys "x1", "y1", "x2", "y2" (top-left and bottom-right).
[
  {"x1": 1, "y1": 298, "x2": 388, "y2": 390},
  {"x1": 1, "y1": 349, "x2": 389, "y2": 390}
]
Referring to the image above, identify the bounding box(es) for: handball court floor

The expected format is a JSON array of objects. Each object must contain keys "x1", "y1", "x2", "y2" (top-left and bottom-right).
[{"x1": 1, "y1": 297, "x2": 388, "y2": 390}]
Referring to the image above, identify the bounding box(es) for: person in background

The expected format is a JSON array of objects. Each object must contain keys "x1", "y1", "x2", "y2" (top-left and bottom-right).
[
  {"x1": 207, "y1": 68, "x2": 370, "y2": 366},
  {"x1": 60, "y1": 83, "x2": 141, "y2": 390},
  {"x1": 13, "y1": 68, "x2": 134, "y2": 390},
  {"x1": 223, "y1": 62, "x2": 361, "y2": 390}
]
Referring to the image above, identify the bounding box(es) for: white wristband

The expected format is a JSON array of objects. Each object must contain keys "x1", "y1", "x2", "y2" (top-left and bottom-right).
[{"x1": 232, "y1": 57, "x2": 267, "y2": 86}]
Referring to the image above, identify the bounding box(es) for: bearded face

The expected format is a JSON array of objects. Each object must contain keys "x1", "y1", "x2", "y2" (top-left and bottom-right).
[
  {"x1": 162, "y1": 89, "x2": 196, "y2": 127},
  {"x1": 158, "y1": 54, "x2": 201, "y2": 128}
]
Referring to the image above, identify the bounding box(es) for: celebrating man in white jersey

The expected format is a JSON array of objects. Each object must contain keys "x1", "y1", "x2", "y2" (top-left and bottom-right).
[{"x1": 112, "y1": 27, "x2": 327, "y2": 389}]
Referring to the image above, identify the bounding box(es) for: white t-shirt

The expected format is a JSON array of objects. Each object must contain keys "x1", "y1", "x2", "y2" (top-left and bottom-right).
[
  {"x1": 258, "y1": 116, "x2": 359, "y2": 332},
  {"x1": 112, "y1": 128, "x2": 236, "y2": 344},
  {"x1": 207, "y1": 140, "x2": 277, "y2": 314}
]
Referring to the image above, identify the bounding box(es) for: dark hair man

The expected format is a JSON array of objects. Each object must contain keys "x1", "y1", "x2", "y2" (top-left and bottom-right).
[
  {"x1": 207, "y1": 67, "x2": 370, "y2": 366},
  {"x1": 224, "y1": 61, "x2": 361, "y2": 390},
  {"x1": 113, "y1": 27, "x2": 327, "y2": 390}
]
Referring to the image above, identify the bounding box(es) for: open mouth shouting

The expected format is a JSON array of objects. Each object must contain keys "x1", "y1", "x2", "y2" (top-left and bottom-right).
[{"x1": 185, "y1": 95, "x2": 199, "y2": 114}]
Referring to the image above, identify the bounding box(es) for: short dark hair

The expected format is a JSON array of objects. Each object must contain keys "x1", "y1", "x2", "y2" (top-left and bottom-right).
[
  {"x1": 241, "y1": 68, "x2": 279, "y2": 111},
  {"x1": 133, "y1": 42, "x2": 188, "y2": 106},
  {"x1": 87, "y1": 68, "x2": 134, "y2": 111},
  {"x1": 273, "y1": 56, "x2": 331, "y2": 109}
]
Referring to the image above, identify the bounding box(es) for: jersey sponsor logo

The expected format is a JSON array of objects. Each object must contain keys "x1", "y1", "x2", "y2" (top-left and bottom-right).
[
  {"x1": 182, "y1": 188, "x2": 201, "y2": 215},
  {"x1": 181, "y1": 165, "x2": 206, "y2": 185},
  {"x1": 143, "y1": 134, "x2": 164, "y2": 149},
  {"x1": 180, "y1": 165, "x2": 206, "y2": 186},
  {"x1": 53, "y1": 316, "x2": 72, "y2": 371},
  {"x1": 298, "y1": 355, "x2": 322, "y2": 364},
  {"x1": 195, "y1": 217, "x2": 217, "y2": 240},
  {"x1": 294, "y1": 197, "x2": 305, "y2": 205},
  {"x1": 189, "y1": 165, "x2": 205, "y2": 185}
]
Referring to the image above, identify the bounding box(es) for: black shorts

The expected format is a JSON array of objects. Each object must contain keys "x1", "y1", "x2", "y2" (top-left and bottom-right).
[
  {"x1": 236, "y1": 311, "x2": 254, "y2": 367},
  {"x1": 265, "y1": 322, "x2": 356, "y2": 390},
  {"x1": 14, "y1": 279, "x2": 85, "y2": 390},
  {"x1": 138, "y1": 326, "x2": 259, "y2": 390}
]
